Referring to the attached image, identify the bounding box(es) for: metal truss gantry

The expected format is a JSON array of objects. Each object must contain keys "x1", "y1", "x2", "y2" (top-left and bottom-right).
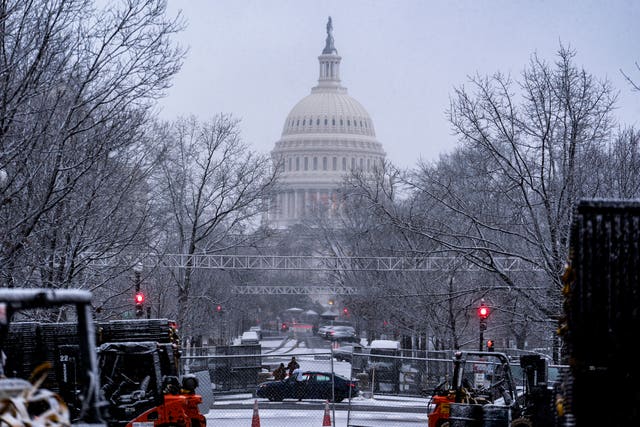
[
  {"x1": 89, "y1": 253, "x2": 542, "y2": 295},
  {"x1": 90, "y1": 253, "x2": 540, "y2": 272},
  {"x1": 232, "y1": 285, "x2": 357, "y2": 295}
]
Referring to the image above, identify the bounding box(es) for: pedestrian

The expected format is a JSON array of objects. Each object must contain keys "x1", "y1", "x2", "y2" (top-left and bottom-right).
[
  {"x1": 287, "y1": 356, "x2": 299, "y2": 377},
  {"x1": 291, "y1": 367, "x2": 305, "y2": 401},
  {"x1": 292, "y1": 367, "x2": 304, "y2": 381},
  {"x1": 273, "y1": 363, "x2": 286, "y2": 381}
]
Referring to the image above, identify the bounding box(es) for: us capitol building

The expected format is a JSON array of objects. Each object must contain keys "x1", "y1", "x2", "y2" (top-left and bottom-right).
[{"x1": 266, "y1": 17, "x2": 386, "y2": 229}]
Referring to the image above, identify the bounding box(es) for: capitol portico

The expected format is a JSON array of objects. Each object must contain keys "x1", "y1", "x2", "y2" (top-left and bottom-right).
[{"x1": 267, "y1": 17, "x2": 386, "y2": 229}]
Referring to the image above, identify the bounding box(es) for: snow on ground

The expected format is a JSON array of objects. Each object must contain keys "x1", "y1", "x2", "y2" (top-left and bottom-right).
[
  {"x1": 208, "y1": 393, "x2": 431, "y2": 427},
  {"x1": 213, "y1": 393, "x2": 431, "y2": 408},
  {"x1": 205, "y1": 334, "x2": 431, "y2": 425},
  {"x1": 206, "y1": 408, "x2": 427, "y2": 427}
]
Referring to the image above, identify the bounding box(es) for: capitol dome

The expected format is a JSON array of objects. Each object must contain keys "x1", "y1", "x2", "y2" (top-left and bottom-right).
[
  {"x1": 267, "y1": 17, "x2": 386, "y2": 229},
  {"x1": 281, "y1": 91, "x2": 376, "y2": 138}
]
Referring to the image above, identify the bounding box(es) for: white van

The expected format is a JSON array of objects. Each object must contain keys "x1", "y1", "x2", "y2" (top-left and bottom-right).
[
  {"x1": 249, "y1": 325, "x2": 262, "y2": 339},
  {"x1": 369, "y1": 340, "x2": 401, "y2": 351},
  {"x1": 367, "y1": 339, "x2": 401, "y2": 393},
  {"x1": 241, "y1": 331, "x2": 260, "y2": 345}
]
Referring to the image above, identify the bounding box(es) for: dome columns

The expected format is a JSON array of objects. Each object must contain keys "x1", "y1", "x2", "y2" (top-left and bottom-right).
[
  {"x1": 318, "y1": 54, "x2": 341, "y2": 85},
  {"x1": 271, "y1": 188, "x2": 341, "y2": 225}
]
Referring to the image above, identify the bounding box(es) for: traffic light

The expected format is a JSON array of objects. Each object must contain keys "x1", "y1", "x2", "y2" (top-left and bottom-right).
[
  {"x1": 135, "y1": 292, "x2": 144, "y2": 304},
  {"x1": 135, "y1": 292, "x2": 144, "y2": 318},
  {"x1": 478, "y1": 302, "x2": 489, "y2": 331},
  {"x1": 477, "y1": 303, "x2": 489, "y2": 320},
  {"x1": 487, "y1": 339, "x2": 495, "y2": 351},
  {"x1": 216, "y1": 304, "x2": 222, "y2": 314},
  {"x1": 343, "y1": 307, "x2": 349, "y2": 316}
]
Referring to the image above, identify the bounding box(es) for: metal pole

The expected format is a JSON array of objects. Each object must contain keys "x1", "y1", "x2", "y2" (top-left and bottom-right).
[
  {"x1": 479, "y1": 329, "x2": 484, "y2": 352},
  {"x1": 134, "y1": 271, "x2": 140, "y2": 293},
  {"x1": 135, "y1": 269, "x2": 142, "y2": 318},
  {"x1": 133, "y1": 262, "x2": 143, "y2": 318}
]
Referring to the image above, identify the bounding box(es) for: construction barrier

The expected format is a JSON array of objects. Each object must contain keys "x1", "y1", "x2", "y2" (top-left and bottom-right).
[
  {"x1": 322, "y1": 400, "x2": 331, "y2": 426},
  {"x1": 252, "y1": 399, "x2": 260, "y2": 427}
]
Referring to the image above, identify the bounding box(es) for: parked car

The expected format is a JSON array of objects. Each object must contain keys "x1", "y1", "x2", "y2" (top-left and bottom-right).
[
  {"x1": 255, "y1": 371, "x2": 359, "y2": 402},
  {"x1": 333, "y1": 344, "x2": 364, "y2": 362},
  {"x1": 327, "y1": 325, "x2": 357, "y2": 341},
  {"x1": 317, "y1": 321, "x2": 354, "y2": 338},
  {"x1": 317, "y1": 324, "x2": 334, "y2": 338}
]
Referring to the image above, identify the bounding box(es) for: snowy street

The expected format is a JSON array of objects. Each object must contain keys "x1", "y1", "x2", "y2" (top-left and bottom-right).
[
  {"x1": 206, "y1": 409, "x2": 427, "y2": 427},
  {"x1": 201, "y1": 336, "x2": 432, "y2": 426},
  {"x1": 206, "y1": 395, "x2": 430, "y2": 427}
]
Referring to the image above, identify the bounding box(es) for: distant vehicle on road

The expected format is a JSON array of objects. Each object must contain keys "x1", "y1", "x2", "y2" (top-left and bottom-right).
[
  {"x1": 327, "y1": 325, "x2": 356, "y2": 341},
  {"x1": 241, "y1": 330, "x2": 260, "y2": 345},
  {"x1": 255, "y1": 371, "x2": 359, "y2": 403},
  {"x1": 317, "y1": 320, "x2": 353, "y2": 338},
  {"x1": 333, "y1": 344, "x2": 365, "y2": 362},
  {"x1": 367, "y1": 340, "x2": 401, "y2": 393},
  {"x1": 317, "y1": 324, "x2": 334, "y2": 338},
  {"x1": 249, "y1": 325, "x2": 262, "y2": 339}
]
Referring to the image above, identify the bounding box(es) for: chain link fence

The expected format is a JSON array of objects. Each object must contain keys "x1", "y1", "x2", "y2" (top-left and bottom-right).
[
  {"x1": 177, "y1": 336, "x2": 570, "y2": 426},
  {"x1": 183, "y1": 345, "x2": 556, "y2": 396}
]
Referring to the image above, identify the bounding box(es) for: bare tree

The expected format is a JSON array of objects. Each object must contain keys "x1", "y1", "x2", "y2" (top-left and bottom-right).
[
  {"x1": 599, "y1": 126, "x2": 640, "y2": 198},
  {"x1": 621, "y1": 62, "x2": 640, "y2": 92},
  {"x1": 413, "y1": 45, "x2": 616, "y2": 322},
  {"x1": 0, "y1": 0, "x2": 185, "y2": 293},
  {"x1": 316, "y1": 161, "x2": 456, "y2": 347},
  {"x1": 150, "y1": 114, "x2": 279, "y2": 338},
  {"x1": 340, "y1": 45, "x2": 619, "y2": 353}
]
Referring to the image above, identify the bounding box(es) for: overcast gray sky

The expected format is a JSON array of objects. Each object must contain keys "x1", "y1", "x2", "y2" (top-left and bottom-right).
[{"x1": 158, "y1": 0, "x2": 640, "y2": 169}]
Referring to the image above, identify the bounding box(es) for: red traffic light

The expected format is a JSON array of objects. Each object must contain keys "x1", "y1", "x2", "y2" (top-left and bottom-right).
[
  {"x1": 135, "y1": 292, "x2": 145, "y2": 304},
  {"x1": 135, "y1": 292, "x2": 144, "y2": 318},
  {"x1": 477, "y1": 303, "x2": 489, "y2": 319},
  {"x1": 343, "y1": 307, "x2": 349, "y2": 315},
  {"x1": 487, "y1": 339, "x2": 495, "y2": 351},
  {"x1": 216, "y1": 304, "x2": 222, "y2": 312}
]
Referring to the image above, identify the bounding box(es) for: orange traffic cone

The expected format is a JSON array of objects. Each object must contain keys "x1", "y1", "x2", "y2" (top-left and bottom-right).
[
  {"x1": 322, "y1": 400, "x2": 331, "y2": 426},
  {"x1": 252, "y1": 399, "x2": 260, "y2": 427}
]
